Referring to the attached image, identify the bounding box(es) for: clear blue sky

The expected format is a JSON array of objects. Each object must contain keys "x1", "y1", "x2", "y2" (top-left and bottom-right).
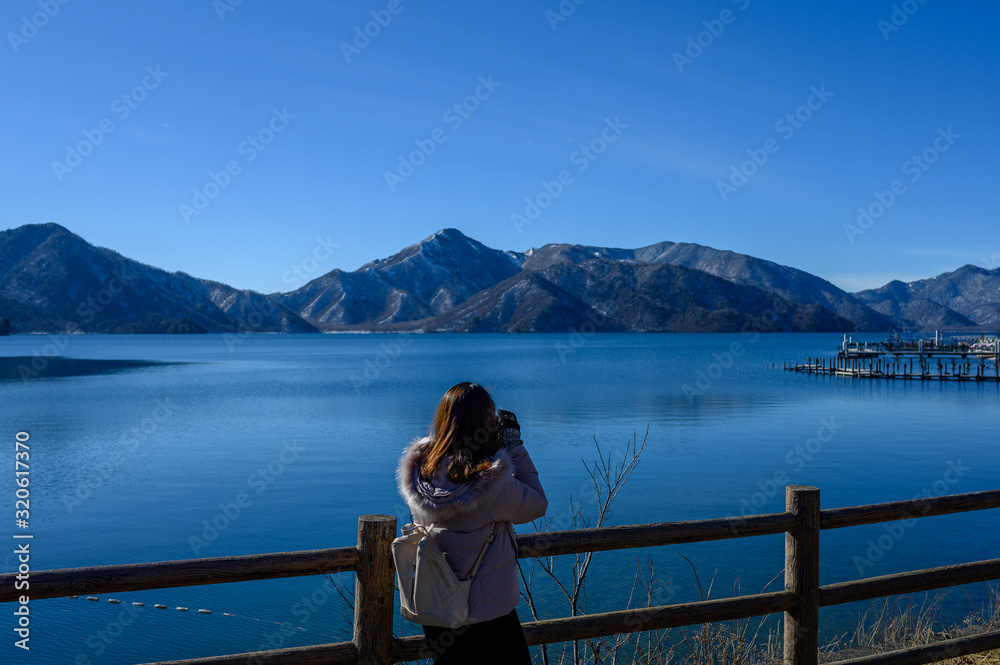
[{"x1": 4, "y1": 0, "x2": 998, "y2": 294}]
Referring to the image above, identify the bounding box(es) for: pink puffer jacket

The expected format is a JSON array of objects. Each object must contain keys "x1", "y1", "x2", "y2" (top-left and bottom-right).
[{"x1": 396, "y1": 436, "x2": 548, "y2": 624}]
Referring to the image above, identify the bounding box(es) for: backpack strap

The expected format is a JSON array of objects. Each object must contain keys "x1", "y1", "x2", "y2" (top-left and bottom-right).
[
  {"x1": 419, "y1": 520, "x2": 498, "y2": 582},
  {"x1": 464, "y1": 522, "x2": 497, "y2": 582}
]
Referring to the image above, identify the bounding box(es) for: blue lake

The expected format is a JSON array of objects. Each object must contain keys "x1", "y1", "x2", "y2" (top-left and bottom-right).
[{"x1": 1, "y1": 333, "x2": 998, "y2": 664}]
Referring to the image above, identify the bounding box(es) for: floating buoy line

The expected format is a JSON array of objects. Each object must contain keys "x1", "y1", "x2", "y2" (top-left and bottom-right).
[{"x1": 69, "y1": 595, "x2": 308, "y2": 632}]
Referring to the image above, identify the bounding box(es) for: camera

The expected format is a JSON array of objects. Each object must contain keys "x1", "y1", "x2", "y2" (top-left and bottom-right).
[{"x1": 497, "y1": 409, "x2": 519, "y2": 431}]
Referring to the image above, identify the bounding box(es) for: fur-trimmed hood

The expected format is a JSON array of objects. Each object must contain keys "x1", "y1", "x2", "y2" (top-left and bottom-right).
[{"x1": 396, "y1": 436, "x2": 516, "y2": 524}]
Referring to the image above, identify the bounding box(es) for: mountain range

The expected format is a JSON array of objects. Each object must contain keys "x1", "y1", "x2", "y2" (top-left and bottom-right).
[{"x1": 0, "y1": 223, "x2": 996, "y2": 334}]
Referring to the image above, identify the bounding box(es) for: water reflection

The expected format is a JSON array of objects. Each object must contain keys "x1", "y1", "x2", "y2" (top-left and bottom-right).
[{"x1": 0, "y1": 356, "x2": 181, "y2": 381}]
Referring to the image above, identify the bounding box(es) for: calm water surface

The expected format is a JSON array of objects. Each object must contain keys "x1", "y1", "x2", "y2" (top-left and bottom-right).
[{"x1": 1, "y1": 333, "x2": 998, "y2": 663}]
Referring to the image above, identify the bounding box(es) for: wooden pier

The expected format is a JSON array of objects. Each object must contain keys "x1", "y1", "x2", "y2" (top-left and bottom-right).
[
  {"x1": 785, "y1": 332, "x2": 1000, "y2": 382},
  {"x1": 786, "y1": 354, "x2": 1000, "y2": 382}
]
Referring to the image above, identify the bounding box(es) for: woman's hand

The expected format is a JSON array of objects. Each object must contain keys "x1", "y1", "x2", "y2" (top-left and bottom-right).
[{"x1": 497, "y1": 409, "x2": 523, "y2": 448}]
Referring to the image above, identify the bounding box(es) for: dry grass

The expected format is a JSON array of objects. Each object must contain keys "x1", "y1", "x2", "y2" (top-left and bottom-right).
[
  {"x1": 529, "y1": 582, "x2": 1000, "y2": 665},
  {"x1": 939, "y1": 653, "x2": 1000, "y2": 665},
  {"x1": 819, "y1": 583, "x2": 1000, "y2": 665}
]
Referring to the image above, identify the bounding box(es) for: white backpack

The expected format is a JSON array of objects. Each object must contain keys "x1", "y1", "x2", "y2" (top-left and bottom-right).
[{"x1": 391, "y1": 522, "x2": 496, "y2": 628}]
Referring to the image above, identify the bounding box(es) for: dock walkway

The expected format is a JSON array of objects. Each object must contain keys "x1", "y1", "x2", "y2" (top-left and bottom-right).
[
  {"x1": 786, "y1": 331, "x2": 1000, "y2": 382},
  {"x1": 786, "y1": 355, "x2": 1000, "y2": 382}
]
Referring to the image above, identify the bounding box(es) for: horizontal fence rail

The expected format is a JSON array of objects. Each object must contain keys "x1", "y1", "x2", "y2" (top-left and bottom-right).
[
  {"x1": 516, "y1": 511, "x2": 797, "y2": 558},
  {"x1": 820, "y1": 488, "x2": 1000, "y2": 530},
  {"x1": 392, "y1": 591, "x2": 798, "y2": 662},
  {"x1": 4, "y1": 488, "x2": 999, "y2": 665},
  {"x1": 833, "y1": 630, "x2": 1000, "y2": 665},
  {"x1": 0, "y1": 546, "x2": 359, "y2": 603},
  {"x1": 142, "y1": 642, "x2": 360, "y2": 665},
  {"x1": 821, "y1": 559, "x2": 1000, "y2": 607}
]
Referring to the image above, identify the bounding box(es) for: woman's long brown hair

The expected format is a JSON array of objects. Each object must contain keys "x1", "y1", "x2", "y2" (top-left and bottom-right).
[{"x1": 419, "y1": 382, "x2": 500, "y2": 483}]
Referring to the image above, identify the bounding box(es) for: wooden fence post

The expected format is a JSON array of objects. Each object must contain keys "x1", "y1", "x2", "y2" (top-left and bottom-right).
[
  {"x1": 784, "y1": 486, "x2": 820, "y2": 665},
  {"x1": 355, "y1": 514, "x2": 396, "y2": 665}
]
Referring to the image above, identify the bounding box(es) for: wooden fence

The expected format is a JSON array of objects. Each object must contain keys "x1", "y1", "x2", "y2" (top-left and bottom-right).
[{"x1": 3, "y1": 486, "x2": 1000, "y2": 665}]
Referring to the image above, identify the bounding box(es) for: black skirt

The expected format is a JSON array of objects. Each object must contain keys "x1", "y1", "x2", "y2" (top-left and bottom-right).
[{"x1": 422, "y1": 609, "x2": 531, "y2": 664}]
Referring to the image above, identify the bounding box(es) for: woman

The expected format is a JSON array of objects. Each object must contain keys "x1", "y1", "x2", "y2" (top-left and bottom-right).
[{"x1": 397, "y1": 382, "x2": 548, "y2": 664}]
